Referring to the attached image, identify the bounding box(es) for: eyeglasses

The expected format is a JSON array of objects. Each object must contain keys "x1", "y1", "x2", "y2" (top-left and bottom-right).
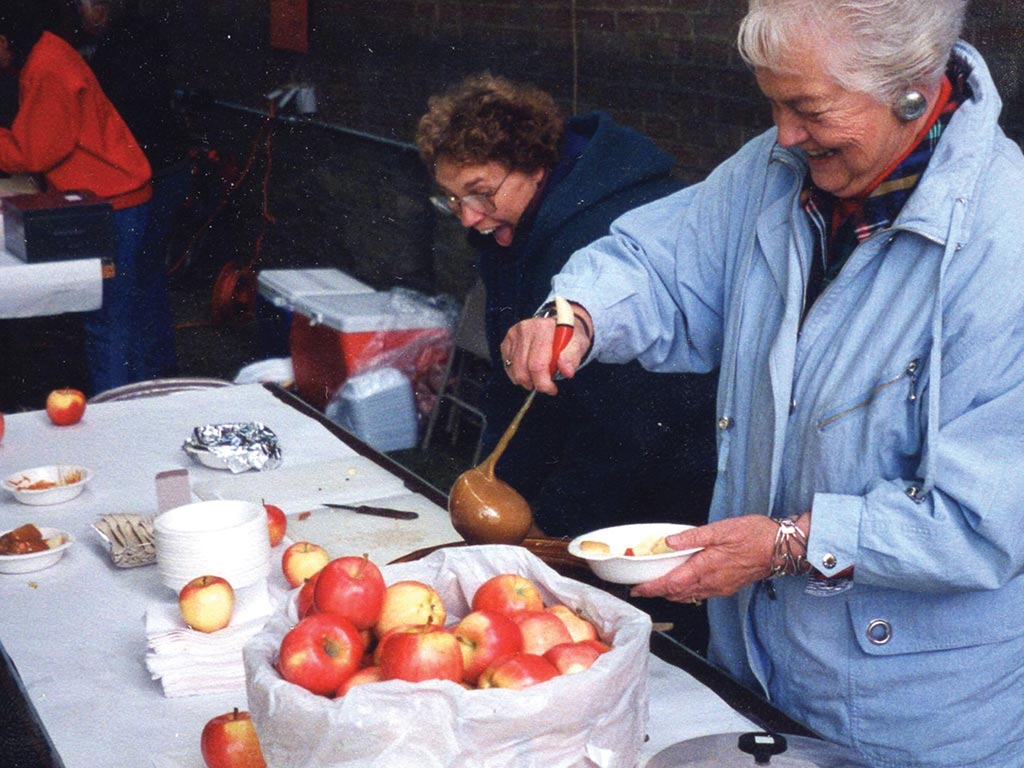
[{"x1": 430, "y1": 169, "x2": 513, "y2": 217}]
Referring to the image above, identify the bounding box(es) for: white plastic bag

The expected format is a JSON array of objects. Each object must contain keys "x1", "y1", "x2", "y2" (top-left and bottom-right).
[{"x1": 244, "y1": 545, "x2": 652, "y2": 767}]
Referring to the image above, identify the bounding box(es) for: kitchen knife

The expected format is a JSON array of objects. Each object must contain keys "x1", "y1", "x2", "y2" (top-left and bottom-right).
[{"x1": 322, "y1": 503, "x2": 419, "y2": 520}]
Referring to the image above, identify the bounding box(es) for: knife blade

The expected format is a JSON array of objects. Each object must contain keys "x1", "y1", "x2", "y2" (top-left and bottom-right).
[{"x1": 321, "y1": 503, "x2": 419, "y2": 520}]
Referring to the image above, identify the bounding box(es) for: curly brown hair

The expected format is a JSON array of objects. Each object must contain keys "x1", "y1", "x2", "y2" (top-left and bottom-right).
[{"x1": 416, "y1": 73, "x2": 564, "y2": 174}]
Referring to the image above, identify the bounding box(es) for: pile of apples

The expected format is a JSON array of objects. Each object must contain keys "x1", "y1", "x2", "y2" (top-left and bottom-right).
[{"x1": 276, "y1": 553, "x2": 611, "y2": 697}]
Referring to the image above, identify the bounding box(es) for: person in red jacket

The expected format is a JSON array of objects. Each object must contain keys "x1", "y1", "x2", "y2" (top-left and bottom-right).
[{"x1": 0, "y1": 2, "x2": 175, "y2": 394}]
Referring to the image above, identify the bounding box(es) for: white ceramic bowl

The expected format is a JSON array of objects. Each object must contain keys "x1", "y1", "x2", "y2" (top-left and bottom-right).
[
  {"x1": 2, "y1": 465, "x2": 92, "y2": 506},
  {"x1": 568, "y1": 522, "x2": 702, "y2": 585},
  {"x1": 0, "y1": 527, "x2": 73, "y2": 574},
  {"x1": 154, "y1": 500, "x2": 270, "y2": 592}
]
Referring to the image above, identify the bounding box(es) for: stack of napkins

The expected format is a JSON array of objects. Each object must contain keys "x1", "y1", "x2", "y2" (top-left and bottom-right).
[{"x1": 145, "y1": 580, "x2": 276, "y2": 698}]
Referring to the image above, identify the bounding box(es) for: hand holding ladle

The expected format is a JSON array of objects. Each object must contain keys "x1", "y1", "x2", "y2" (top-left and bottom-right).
[{"x1": 448, "y1": 297, "x2": 576, "y2": 545}]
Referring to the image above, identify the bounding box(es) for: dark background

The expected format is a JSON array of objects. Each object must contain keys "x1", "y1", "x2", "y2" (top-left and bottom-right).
[
  {"x1": 4, "y1": 0, "x2": 1022, "y2": 417},
  {"x1": 153, "y1": 0, "x2": 1024, "y2": 297}
]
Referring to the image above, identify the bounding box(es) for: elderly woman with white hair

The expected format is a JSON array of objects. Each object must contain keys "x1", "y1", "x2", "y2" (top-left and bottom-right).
[{"x1": 501, "y1": 0, "x2": 1024, "y2": 765}]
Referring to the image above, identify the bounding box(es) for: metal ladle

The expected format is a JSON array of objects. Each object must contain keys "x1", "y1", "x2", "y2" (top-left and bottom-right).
[{"x1": 448, "y1": 298, "x2": 575, "y2": 545}]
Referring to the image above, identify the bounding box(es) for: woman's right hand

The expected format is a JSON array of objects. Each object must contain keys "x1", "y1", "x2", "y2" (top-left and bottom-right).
[{"x1": 500, "y1": 306, "x2": 593, "y2": 395}]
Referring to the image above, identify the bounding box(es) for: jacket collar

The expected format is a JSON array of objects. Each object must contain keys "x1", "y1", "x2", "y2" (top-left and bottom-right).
[{"x1": 894, "y1": 41, "x2": 995, "y2": 246}]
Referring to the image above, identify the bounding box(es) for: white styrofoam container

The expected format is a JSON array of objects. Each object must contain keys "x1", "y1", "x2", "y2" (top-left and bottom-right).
[{"x1": 325, "y1": 367, "x2": 418, "y2": 452}]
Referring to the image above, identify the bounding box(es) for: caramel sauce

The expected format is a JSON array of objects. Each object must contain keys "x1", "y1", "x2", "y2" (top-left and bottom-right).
[
  {"x1": 448, "y1": 391, "x2": 536, "y2": 546},
  {"x1": 0, "y1": 524, "x2": 51, "y2": 555},
  {"x1": 10, "y1": 469, "x2": 82, "y2": 491}
]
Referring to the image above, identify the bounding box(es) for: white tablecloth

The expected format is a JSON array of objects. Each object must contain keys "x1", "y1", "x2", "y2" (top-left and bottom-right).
[
  {"x1": 0, "y1": 384, "x2": 753, "y2": 767},
  {"x1": 0, "y1": 213, "x2": 103, "y2": 319}
]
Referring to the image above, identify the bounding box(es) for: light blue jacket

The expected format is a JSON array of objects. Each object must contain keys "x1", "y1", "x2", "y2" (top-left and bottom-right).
[{"x1": 552, "y1": 42, "x2": 1024, "y2": 767}]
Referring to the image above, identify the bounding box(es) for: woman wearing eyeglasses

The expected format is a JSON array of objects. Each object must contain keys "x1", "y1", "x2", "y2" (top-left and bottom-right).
[{"x1": 416, "y1": 73, "x2": 719, "y2": 649}]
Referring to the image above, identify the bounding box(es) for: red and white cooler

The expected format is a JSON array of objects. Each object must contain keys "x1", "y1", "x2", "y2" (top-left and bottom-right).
[
  {"x1": 255, "y1": 268, "x2": 375, "y2": 358},
  {"x1": 289, "y1": 289, "x2": 453, "y2": 411}
]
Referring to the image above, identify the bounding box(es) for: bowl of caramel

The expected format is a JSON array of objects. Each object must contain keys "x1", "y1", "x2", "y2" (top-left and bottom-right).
[{"x1": 0, "y1": 524, "x2": 73, "y2": 574}]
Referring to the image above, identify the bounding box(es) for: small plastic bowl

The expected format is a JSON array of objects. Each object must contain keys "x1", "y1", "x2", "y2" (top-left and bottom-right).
[
  {"x1": 567, "y1": 522, "x2": 701, "y2": 585},
  {"x1": 0, "y1": 527, "x2": 73, "y2": 574},
  {"x1": 2, "y1": 465, "x2": 93, "y2": 506}
]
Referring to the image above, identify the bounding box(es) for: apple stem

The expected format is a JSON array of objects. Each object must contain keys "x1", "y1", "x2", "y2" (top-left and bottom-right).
[
  {"x1": 233, "y1": 706, "x2": 239, "y2": 719},
  {"x1": 356, "y1": 553, "x2": 370, "y2": 577}
]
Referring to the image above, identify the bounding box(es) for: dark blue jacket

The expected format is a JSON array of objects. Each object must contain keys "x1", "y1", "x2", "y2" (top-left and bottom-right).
[{"x1": 473, "y1": 112, "x2": 717, "y2": 538}]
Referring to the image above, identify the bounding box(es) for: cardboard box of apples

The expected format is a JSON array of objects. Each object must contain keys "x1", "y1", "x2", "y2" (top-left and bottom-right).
[{"x1": 243, "y1": 544, "x2": 652, "y2": 768}]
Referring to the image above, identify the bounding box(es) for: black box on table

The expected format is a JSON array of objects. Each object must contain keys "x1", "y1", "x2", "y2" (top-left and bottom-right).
[{"x1": 2, "y1": 190, "x2": 114, "y2": 263}]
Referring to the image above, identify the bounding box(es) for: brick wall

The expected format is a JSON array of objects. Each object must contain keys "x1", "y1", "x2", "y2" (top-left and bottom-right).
[{"x1": 163, "y1": 0, "x2": 1024, "y2": 297}]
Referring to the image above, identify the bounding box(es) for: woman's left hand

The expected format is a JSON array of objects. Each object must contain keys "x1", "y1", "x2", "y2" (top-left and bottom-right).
[{"x1": 630, "y1": 515, "x2": 781, "y2": 602}]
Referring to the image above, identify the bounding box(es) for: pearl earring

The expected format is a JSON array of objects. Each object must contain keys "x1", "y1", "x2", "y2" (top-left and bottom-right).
[{"x1": 894, "y1": 90, "x2": 928, "y2": 122}]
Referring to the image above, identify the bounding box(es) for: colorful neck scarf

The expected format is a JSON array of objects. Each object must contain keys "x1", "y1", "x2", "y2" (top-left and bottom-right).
[{"x1": 801, "y1": 59, "x2": 972, "y2": 302}]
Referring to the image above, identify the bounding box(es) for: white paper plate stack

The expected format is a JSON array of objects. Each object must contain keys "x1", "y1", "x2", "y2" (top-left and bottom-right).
[{"x1": 154, "y1": 500, "x2": 270, "y2": 592}]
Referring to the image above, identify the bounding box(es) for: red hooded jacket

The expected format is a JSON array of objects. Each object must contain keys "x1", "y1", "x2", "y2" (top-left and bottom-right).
[{"x1": 0, "y1": 32, "x2": 151, "y2": 209}]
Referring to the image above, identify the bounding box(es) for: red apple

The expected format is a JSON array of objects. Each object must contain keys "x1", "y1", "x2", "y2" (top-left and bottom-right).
[
  {"x1": 452, "y1": 609, "x2": 523, "y2": 684},
  {"x1": 0, "y1": 412, "x2": 5, "y2": 443},
  {"x1": 264, "y1": 502, "x2": 286, "y2": 547},
  {"x1": 477, "y1": 653, "x2": 560, "y2": 690},
  {"x1": 178, "y1": 575, "x2": 234, "y2": 633},
  {"x1": 508, "y1": 609, "x2": 572, "y2": 656},
  {"x1": 372, "y1": 624, "x2": 419, "y2": 665},
  {"x1": 336, "y1": 665, "x2": 384, "y2": 696},
  {"x1": 471, "y1": 573, "x2": 544, "y2": 615},
  {"x1": 357, "y1": 627, "x2": 375, "y2": 666},
  {"x1": 296, "y1": 572, "x2": 320, "y2": 618},
  {"x1": 545, "y1": 604, "x2": 599, "y2": 643},
  {"x1": 46, "y1": 388, "x2": 86, "y2": 426},
  {"x1": 313, "y1": 555, "x2": 386, "y2": 630},
  {"x1": 544, "y1": 641, "x2": 603, "y2": 675},
  {"x1": 579, "y1": 639, "x2": 612, "y2": 655},
  {"x1": 281, "y1": 541, "x2": 329, "y2": 588},
  {"x1": 378, "y1": 625, "x2": 464, "y2": 683},
  {"x1": 374, "y1": 580, "x2": 446, "y2": 638},
  {"x1": 277, "y1": 613, "x2": 365, "y2": 696},
  {"x1": 200, "y1": 707, "x2": 266, "y2": 768}
]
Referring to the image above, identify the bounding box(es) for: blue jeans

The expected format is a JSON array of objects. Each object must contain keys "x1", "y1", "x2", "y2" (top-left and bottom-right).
[
  {"x1": 82, "y1": 201, "x2": 173, "y2": 394},
  {"x1": 137, "y1": 166, "x2": 191, "y2": 377}
]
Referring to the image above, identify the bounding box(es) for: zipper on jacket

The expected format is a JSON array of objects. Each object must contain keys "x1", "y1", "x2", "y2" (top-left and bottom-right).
[{"x1": 817, "y1": 357, "x2": 921, "y2": 429}]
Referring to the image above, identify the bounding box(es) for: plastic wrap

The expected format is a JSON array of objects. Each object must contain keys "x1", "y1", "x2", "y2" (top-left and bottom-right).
[
  {"x1": 244, "y1": 545, "x2": 652, "y2": 767},
  {"x1": 290, "y1": 287, "x2": 458, "y2": 413}
]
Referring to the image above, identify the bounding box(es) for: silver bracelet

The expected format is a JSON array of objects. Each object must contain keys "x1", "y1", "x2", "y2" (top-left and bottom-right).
[{"x1": 768, "y1": 516, "x2": 809, "y2": 578}]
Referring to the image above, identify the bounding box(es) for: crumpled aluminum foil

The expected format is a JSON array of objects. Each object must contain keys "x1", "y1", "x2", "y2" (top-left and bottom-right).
[{"x1": 182, "y1": 422, "x2": 283, "y2": 473}]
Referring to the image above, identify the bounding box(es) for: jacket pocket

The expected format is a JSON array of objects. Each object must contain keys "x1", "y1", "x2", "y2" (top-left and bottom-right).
[
  {"x1": 817, "y1": 357, "x2": 921, "y2": 431},
  {"x1": 812, "y1": 354, "x2": 926, "y2": 484},
  {"x1": 848, "y1": 583, "x2": 1024, "y2": 656}
]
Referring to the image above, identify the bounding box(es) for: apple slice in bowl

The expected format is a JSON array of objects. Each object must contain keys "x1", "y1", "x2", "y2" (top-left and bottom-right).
[{"x1": 568, "y1": 522, "x2": 702, "y2": 585}]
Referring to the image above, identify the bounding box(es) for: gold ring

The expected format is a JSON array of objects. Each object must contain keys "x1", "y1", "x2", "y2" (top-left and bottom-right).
[{"x1": 504, "y1": 359, "x2": 513, "y2": 368}]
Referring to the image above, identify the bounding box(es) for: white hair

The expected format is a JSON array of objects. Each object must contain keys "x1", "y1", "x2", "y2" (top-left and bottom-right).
[{"x1": 737, "y1": 0, "x2": 969, "y2": 103}]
